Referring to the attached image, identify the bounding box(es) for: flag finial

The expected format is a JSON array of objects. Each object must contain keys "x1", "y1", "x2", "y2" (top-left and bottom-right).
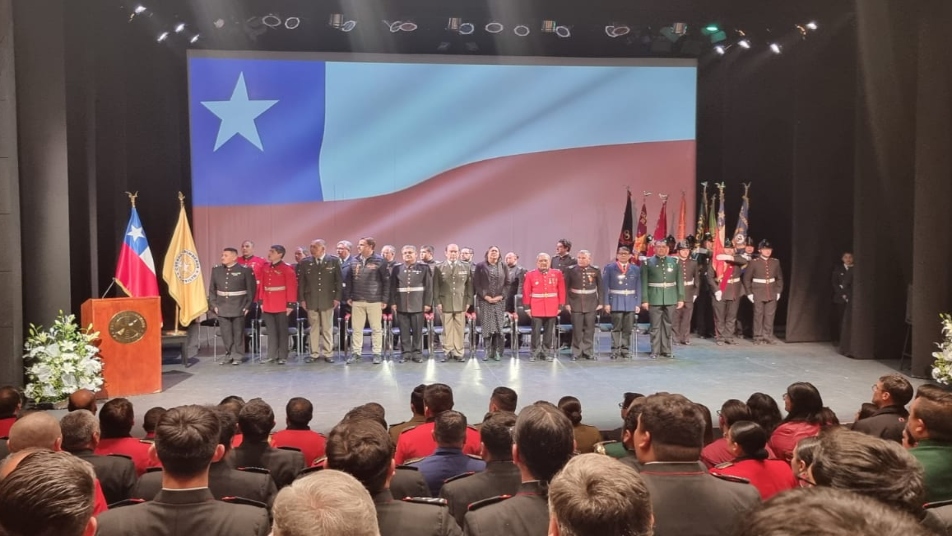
[
  {"x1": 125, "y1": 191, "x2": 138, "y2": 208},
  {"x1": 177, "y1": 191, "x2": 185, "y2": 208}
]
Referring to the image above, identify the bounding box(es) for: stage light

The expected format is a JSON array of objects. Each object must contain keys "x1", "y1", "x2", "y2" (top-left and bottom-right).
[
  {"x1": 459, "y1": 22, "x2": 475, "y2": 35},
  {"x1": 806, "y1": 21, "x2": 818, "y2": 30},
  {"x1": 190, "y1": 34, "x2": 200, "y2": 44},
  {"x1": 134, "y1": 5, "x2": 147, "y2": 14},
  {"x1": 388, "y1": 21, "x2": 402, "y2": 33},
  {"x1": 399, "y1": 21, "x2": 417, "y2": 32},
  {"x1": 555, "y1": 25, "x2": 570, "y2": 38},
  {"x1": 262, "y1": 15, "x2": 281, "y2": 28},
  {"x1": 738, "y1": 39, "x2": 751, "y2": 49},
  {"x1": 285, "y1": 17, "x2": 300, "y2": 30},
  {"x1": 705, "y1": 24, "x2": 720, "y2": 33},
  {"x1": 672, "y1": 22, "x2": 688, "y2": 35},
  {"x1": 606, "y1": 24, "x2": 630, "y2": 38},
  {"x1": 174, "y1": 23, "x2": 186, "y2": 33},
  {"x1": 157, "y1": 31, "x2": 169, "y2": 42},
  {"x1": 485, "y1": 22, "x2": 504, "y2": 34},
  {"x1": 514, "y1": 25, "x2": 530, "y2": 37},
  {"x1": 770, "y1": 43, "x2": 782, "y2": 54},
  {"x1": 329, "y1": 14, "x2": 356, "y2": 32},
  {"x1": 714, "y1": 45, "x2": 726, "y2": 55},
  {"x1": 213, "y1": 19, "x2": 225, "y2": 29}
]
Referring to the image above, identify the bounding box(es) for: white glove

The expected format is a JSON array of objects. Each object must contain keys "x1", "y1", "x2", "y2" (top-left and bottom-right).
[
  {"x1": 693, "y1": 295, "x2": 697, "y2": 303},
  {"x1": 715, "y1": 254, "x2": 735, "y2": 262},
  {"x1": 747, "y1": 294, "x2": 754, "y2": 303},
  {"x1": 715, "y1": 291, "x2": 722, "y2": 302},
  {"x1": 777, "y1": 293, "x2": 781, "y2": 301}
]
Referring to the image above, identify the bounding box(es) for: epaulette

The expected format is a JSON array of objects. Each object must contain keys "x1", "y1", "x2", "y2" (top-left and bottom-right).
[
  {"x1": 402, "y1": 497, "x2": 448, "y2": 506},
  {"x1": 107, "y1": 453, "x2": 133, "y2": 461},
  {"x1": 107, "y1": 498, "x2": 145, "y2": 509},
  {"x1": 400, "y1": 425, "x2": 420, "y2": 434},
  {"x1": 222, "y1": 496, "x2": 269, "y2": 509},
  {"x1": 395, "y1": 465, "x2": 420, "y2": 472},
  {"x1": 711, "y1": 473, "x2": 750, "y2": 484},
  {"x1": 144, "y1": 466, "x2": 163, "y2": 473},
  {"x1": 925, "y1": 499, "x2": 952, "y2": 509},
  {"x1": 594, "y1": 440, "x2": 617, "y2": 455},
  {"x1": 312, "y1": 456, "x2": 327, "y2": 467},
  {"x1": 465, "y1": 453, "x2": 483, "y2": 461},
  {"x1": 714, "y1": 461, "x2": 735, "y2": 469},
  {"x1": 389, "y1": 421, "x2": 408, "y2": 429},
  {"x1": 296, "y1": 466, "x2": 323, "y2": 480},
  {"x1": 468, "y1": 495, "x2": 512, "y2": 511},
  {"x1": 237, "y1": 466, "x2": 271, "y2": 475},
  {"x1": 444, "y1": 471, "x2": 476, "y2": 484},
  {"x1": 139, "y1": 439, "x2": 154, "y2": 444},
  {"x1": 401, "y1": 457, "x2": 425, "y2": 466}
]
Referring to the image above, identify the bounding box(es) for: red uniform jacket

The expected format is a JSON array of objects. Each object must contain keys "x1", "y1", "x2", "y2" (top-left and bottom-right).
[
  {"x1": 271, "y1": 429, "x2": 327, "y2": 466},
  {"x1": 260, "y1": 261, "x2": 298, "y2": 313},
  {"x1": 709, "y1": 458, "x2": 797, "y2": 499},
  {"x1": 238, "y1": 255, "x2": 267, "y2": 300},
  {"x1": 95, "y1": 437, "x2": 156, "y2": 476},
  {"x1": 0, "y1": 416, "x2": 15, "y2": 438},
  {"x1": 393, "y1": 422, "x2": 481, "y2": 465},
  {"x1": 522, "y1": 269, "x2": 565, "y2": 318}
]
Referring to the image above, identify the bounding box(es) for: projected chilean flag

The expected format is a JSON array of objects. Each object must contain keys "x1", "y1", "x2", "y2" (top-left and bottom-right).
[{"x1": 114, "y1": 207, "x2": 160, "y2": 298}]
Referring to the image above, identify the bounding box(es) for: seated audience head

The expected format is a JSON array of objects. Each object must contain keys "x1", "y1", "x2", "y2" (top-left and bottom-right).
[
  {"x1": 695, "y1": 403, "x2": 715, "y2": 446},
  {"x1": 548, "y1": 454, "x2": 653, "y2": 536},
  {"x1": 98, "y1": 398, "x2": 135, "y2": 439},
  {"x1": 622, "y1": 397, "x2": 649, "y2": 449},
  {"x1": 325, "y1": 419, "x2": 392, "y2": 494},
  {"x1": 908, "y1": 384, "x2": 952, "y2": 443},
  {"x1": 343, "y1": 403, "x2": 387, "y2": 430},
  {"x1": 216, "y1": 409, "x2": 238, "y2": 453},
  {"x1": 59, "y1": 410, "x2": 100, "y2": 453},
  {"x1": 8, "y1": 411, "x2": 62, "y2": 452},
  {"x1": 513, "y1": 403, "x2": 575, "y2": 489},
  {"x1": 746, "y1": 393, "x2": 783, "y2": 435},
  {"x1": 271, "y1": 469, "x2": 381, "y2": 536},
  {"x1": 818, "y1": 407, "x2": 840, "y2": 427},
  {"x1": 67, "y1": 389, "x2": 97, "y2": 415},
  {"x1": 0, "y1": 385, "x2": 21, "y2": 420},
  {"x1": 409, "y1": 384, "x2": 426, "y2": 416},
  {"x1": 855, "y1": 402, "x2": 878, "y2": 422},
  {"x1": 782, "y1": 382, "x2": 824, "y2": 424},
  {"x1": 734, "y1": 487, "x2": 932, "y2": 536},
  {"x1": 557, "y1": 396, "x2": 583, "y2": 426},
  {"x1": 433, "y1": 410, "x2": 467, "y2": 448},
  {"x1": 153, "y1": 405, "x2": 223, "y2": 478},
  {"x1": 490, "y1": 386, "x2": 518, "y2": 413},
  {"x1": 286, "y1": 397, "x2": 314, "y2": 429},
  {"x1": 719, "y1": 399, "x2": 751, "y2": 432},
  {"x1": 810, "y1": 429, "x2": 925, "y2": 517},
  {"x1": 0, "y1": 449, "x2": 98, "y2": 536},
  {"x1": 423, "y1": 383, "x2": 454, "y2": 417},
  {"x1": 790, "y1": 436, "x2": 821, "y2": 486},
  {"x1": 873, "y1": 374, "x2": 914, "y2": 409},
  {"x1": 238, "y1": 398, "x2": 276, "y2": 442},
  {"x1": 635, "y1": 393, "x2": 704, "y2": 463},
  {"x1": 142, "y1": 407, "x2": 166, "y2": 437},
  {"x1": 480, "y1": 411, "x2": 517, "y2": 462},
  {"x1": 619, "y1": 392, "x2": 644, "y2": 421},
  {"x1": 727, "y1": 421, "x2": 769, "y2": 460}
]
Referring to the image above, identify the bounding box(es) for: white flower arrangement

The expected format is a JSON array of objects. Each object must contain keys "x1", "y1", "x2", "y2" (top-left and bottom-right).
[
  {"x1": 23, "y1": 312, "x2": 103, "y2": 403},
  {"x1": 933, "y1": 314, "x2": 952, "y2": 386}
]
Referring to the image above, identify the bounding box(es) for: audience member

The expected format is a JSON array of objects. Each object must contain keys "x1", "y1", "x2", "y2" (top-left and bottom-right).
[
  {"x1": 218, "y1": 395, "x2": 246, "y2": 447},
  {"x1": 907, "y1": 384, "x2": 952, "y2": 503},
  {"x1": 709, "y1": 421, "x2": 796, "y2": 499},
  {"x1": 271, "y1": 469, "x2": 381, "y2": 536},
  {"x1": 395, "y1": 384, "x2": 480, "y2": 464},
  {"x1": 633, "y1": 393, "x2": 760, "y2": 536},
  {"x1": 132, "y1": 408, "x2": 277, "y2": 507},
  {"x1": 475, "y1": 387, "x2": 519, "y2": 430},
  {"x1": 142, "y1": 406, "x2": 166, "y2": 440},
  {"x1": 612, "y1": 396, "x2": 648, "y2": 470},
  {"x1": 68, "y1": 389, "x2": 98, "y2": 415},
  {"x1": 96, "y1": 405, "x2": 270, "y2": 535},
  {"x1": 0, "y1": 385, "x2": 21, "y2": 437},
  {"x1": 557, "y1": 396, "x2": 602, "y2": 454},
  {"x1": 768, "y1": 382, "x2": 825, "y2": 461},
  {"x1": 94, "y1": 398, "x2": 154, "y2": 475},
  {"x1": 790, "y1": 436, "x2": 820, "y2": 487},
  {"x1": 701, "y1": 399, "x2": 751, "y2": 468},
  {"x1": 547, "y1": 454, "x2": 653, "y2": 536},
  {"x1": 810, "y1": 429, "x2": 925, "y2": 519},
  {"x1": 734, "y1": 487, "x2": 934, "y2": 536},
  {"x1": 409, "y1": 410, "x2": 485, "y2": 496},
  {"x1": 325, "y1": 418, "x2": 460, "y2": 535},
  {"x1": 603, "y1": 391, "x2": 643, "y2": 442},
  {"x1": 440, "y1": 411, "x2": 520, "y2": 527},
  {"x1": 745, "y1": 392, "x2": 782, "y2": 435},
  {"x1": 854, "y1": 402, "x2": 878, "y2": 422},
  {"x1": 463, "y1": 402, "x2": 575, "y2": 536},
  {"x1": 228, "y1": 398, "x2": 306, "y2": 489},
  {"x1": 60, "y1": 409, "x2": 137, "y2": 505},
  {"x1": 696, "y1": 403, "x2": 715, "y2": 446},
  {"x1": 0, "y1": 449, "x2": 99, "y2": 536},
  {"x1": 851, "y1": 374, "x2": 913, "y2": 443},
  {"x1": 271, "y1": 397, "x2": 327, "y2": 465},
  {"x1": 389, "y1": 384, "x2": 427, "y2": 444}
]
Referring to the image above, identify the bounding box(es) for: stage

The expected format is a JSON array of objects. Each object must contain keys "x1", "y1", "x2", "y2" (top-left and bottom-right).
[{"x1": 118, "y1": 333, "x2": 925, "y2": 437}]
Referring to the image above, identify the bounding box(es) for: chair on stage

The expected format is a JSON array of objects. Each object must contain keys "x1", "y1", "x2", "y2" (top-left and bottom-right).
[
  {"x1": 425, "y1": 313, "x2": 445, "y2": 360},
  {"x1": 198, "y1": 313, "x2": 221, "y2": 362},
  {"x1": 384, "y1": 315, "x2": 399, "y2": 361},
  {"x1": 596, "y1": 311, "x2": 613, "y2": 358},
  {"x1": 556, "y1": 309, "x2": 573, "y2": 356},
  {"x1": 243, "y1": 304, "x2": 263, "y2": 364},
  {"x1": 287, "y1": 304, "x2": 309, "y2": 358},
  {"x1": 513, "y1": 295, "x2": 533, "y2": 357},
  {"x1": 344, "y1": 313, "x2": 378, "y2": 362}
]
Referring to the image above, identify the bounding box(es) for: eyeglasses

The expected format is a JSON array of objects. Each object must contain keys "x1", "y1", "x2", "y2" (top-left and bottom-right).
[
  {"x1": 796, "y1": 474, "x2": 816, "y2": 487},
  {"x1": 618, "y1": 402, "x2": 626, "y2": 408},
  {"x1": 716, "y1": 409, "x2": 723, "y2": 416},
  {"x1": 871, "y1": 384, "x2": 881, "y2": 392}
]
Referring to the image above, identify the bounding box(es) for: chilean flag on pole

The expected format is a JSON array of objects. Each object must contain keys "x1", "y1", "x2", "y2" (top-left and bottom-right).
[{"x1": 114, "y1": 206, "x2": 160, "y2": 297}]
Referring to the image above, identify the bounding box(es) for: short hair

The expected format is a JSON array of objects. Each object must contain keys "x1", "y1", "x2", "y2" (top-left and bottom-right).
[
  {"x1": 746, "y1": 392, "x2": 783, "y2": 435},
  {"x1": 360, "y1": 237, "x2": 376, "y2": 250},
  {"x1": 216, "y1": 409, "x2": 238, "y2": 452},
  {"x1": 424, "y1": 384, "x2": 454, "y2": 415},
  {"x1": 325, "y1": 420, "x2": 392, "y2": 494},
  {"x1": 271, "y1": 245, "x2": 287, "y2": 256},
  {"x1": 272, "y1": 470, "x2": 381, "y2": 536},
  {"x1": 720, "y1": 399, "x2": 751, "y2": 428},
  {"x1": 66, "y1": 390, "x2": 96, "y2": 414},
  {"x1": 491, "y1": 387, "x2": 518, "y2": 412},
  {"x1": 557, "y1": 396, "x2": 583, "y2": 426},
  {"x1": 792, "y1": 436, "x2": 821, "y2": 469},
  {"x1": 728, "y1": 421, "x2": 769, "y2": 460},
  {"x1": 621, "y1": 392, "x2": 643, "y2": 413},
  {"x1": 623, "y1": 397, "x2": 648, "y2": 435},
  {"x1": 783, "y1": 382, "x2": 825, "y2": 425},
  {"x1": 879, "y1": 374, "x2": 914, "y2": 407},
  {"x1": 343, "y1": 403, "x2": 387, "y2": 430},
  {"x1": 59, "y1": 410, "x2": 99, "y2": 452},
  {"x1": 238, "y1": 399, "x2": 275, "y2": 441},
  {"x1": 0, "y1": 450, "x2": 96, "y2": 536},
  {"x1": 223, "y1": 247, "x2": 238, "y2": 255},
  {"x1": 696, "y1": 403, "x2": 715, "y2": 446},
  {"x1": 639, "y1": 393, "x2": 704, "y2": 461},
  {"x1": 142, "y1": 407, "x2": 166, "y2": 435},
  {"x1": 154, "y1": 405, "x2": 221, "y2": 478},
  {"x1": 557, "y1": 239, "x2": 572, "y2": 251},
  {"x1": 480, "y1": 411, "x2": 517, "y2": 461},
  {"x1": 434, "y1": 411, "x2": 467, "y2": 446},
  {"x1": 382, "y1": 245, "x2": 396, "y2": 254},
  {"x1": 913, "y1": 384, "x2": 952, "y2": 442},
  {"x1": 8, "y1": 412, "x2": 62, "y2": 452},
  {"x1": 616, "y1": 246, "x2": 631, "y2": 254},
  {"x1": 548, "y1": 454, "x2": 652, "y2": 536},
  {"x1": 286, "y1": 397, "x2": 314, "y2": 428},
  {"x1": 514, "y1": 403, "x2": 575, "y2": 488},
  {"x1": 218, "y1": 396, "x2": 245, "y2": 422},
  {"x1": 735, "y1": 487, "x2": 930, "y2": 536},
  {"x1": 242, "y1": 240, "x2": 255, "y2": 247},
  {"x1": 401, "y1": 245, "x2": 417, "y2": 255},
  {"x1": 811, "y1": 430, "x2": 925, "y2": 517},
  {"x1": 421, "y1": 245, "x2": 435, "y2": 255},
  {"x1": 99, "y1": 398, "x2": 135, "y2": 438},
  {"x1": 0, "y1": 386, "x2": 21, "y2": 418},
  {"x1": 410, "y1": 384, "x2": 426, "y2": 416}
]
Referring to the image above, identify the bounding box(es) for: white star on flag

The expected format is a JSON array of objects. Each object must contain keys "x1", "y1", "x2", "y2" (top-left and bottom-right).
[
  {"x1": 127, "y1": 225, "x2": 145, "y2": 242},
  {"x1": 201, "y1": 72, "x2": 278, "y2": 151}
]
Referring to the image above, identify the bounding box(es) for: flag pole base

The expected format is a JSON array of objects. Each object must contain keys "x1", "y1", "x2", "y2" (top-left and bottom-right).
[{"x1": 164, "y1": 330, "x2": 187, "y2": 336}]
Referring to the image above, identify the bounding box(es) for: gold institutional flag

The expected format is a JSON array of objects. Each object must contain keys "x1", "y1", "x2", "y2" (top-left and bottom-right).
[{"x1": 162, "y1": 194, "x2": 208, "y2": 326}]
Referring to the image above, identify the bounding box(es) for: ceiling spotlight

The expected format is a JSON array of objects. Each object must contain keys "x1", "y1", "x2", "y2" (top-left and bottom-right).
[
  {"x1": 738, "y1": 39, "x2": 751, "y2": 49},
  {"x1": 156, "y1": 31, "x2": 169, "y2": 42},
  {"x1": 714, "y1": 45, "x2": 726, "y2": 55},
  {"x1": 555, "y1": 26, "x2": 570, "y2": 38},
  {"x1": 399, "y1": 21, "x2": 417, "y2": 32},
  {"x1": 514, "y1": 25, "x2": 530, "y2": 37},
  {"x1": 262, "y1": 15, "x2": 281, "y2": 28},
  {"x1": 341, "y1": 20, "x2": 356, "y2": 32},
  {"x1": 174, "y1": 23, "x2": 186, "y2": 33},
  {"x1": 134, "y1": 5, "x2": 147, "y2": 14},
  {"x1": 329, "y1": 14, "x2": 356, "y2": 32},
  {"x1": 485, "y1": 22, "x2": 504, "y2": 34},
  {"x1": 190, "y1": 34, "x2": 200, "y2": 44},
  {"x1": 284, "y1": 17, "x2": 300, "y2": 30},
  {"x1": 388, "y1": 21, "x2": 402, "y2": 32},
  {"x1": 213, "y1": 19, "x2": 225, "y2": 29},
  {"x1": 459, "y1": 22, "x2": 475, "y2": 35},
  {"x1": 770, "y1": 43, "x2": 782, "y2": 54},
  {"x1": 806, "y1": 21, "x2": 818, "y2": 30},
  {"x1": 606, "y1": 24, "x2": 631, "y2": 38}
]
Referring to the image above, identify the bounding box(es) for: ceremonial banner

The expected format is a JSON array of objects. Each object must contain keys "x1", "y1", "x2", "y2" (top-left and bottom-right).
[
  {"x1": 676, "y1": 191, "x2": 687, "y2": 242},
  {"x1": 733, "y1": 183, "x2": 750, "y2": 243},
  {"x1": 712, "y1": 185, "x2": 728, "y2": 281},
  {"x1": 617, "y1": 189, "x2": 635, "y2": 252},
  {"x1": 634, "y1": 196, "x2": 650, "y2": 258},
  {"x1": 647, "y1": 195, "x2": 668, "y2": 257},
  {"x1": 115, "y1": 204, "x2": 160, "y2": 298},
  {"x1": 695, "y1": 182, "x2": 708, "y2": 242},
  {"x1": 163, "y1": 196, "x2": 208, "y2": 326}
]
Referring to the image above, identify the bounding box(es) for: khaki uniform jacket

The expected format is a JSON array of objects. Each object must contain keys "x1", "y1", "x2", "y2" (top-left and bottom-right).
[{"x1": 434, "y1": 261, "x2": 474, "y2": 313}]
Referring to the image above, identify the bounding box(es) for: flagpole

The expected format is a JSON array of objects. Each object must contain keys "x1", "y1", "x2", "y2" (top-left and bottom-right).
[{"x1": 166, "y1": 192, "x2": 187, "y2": 336}]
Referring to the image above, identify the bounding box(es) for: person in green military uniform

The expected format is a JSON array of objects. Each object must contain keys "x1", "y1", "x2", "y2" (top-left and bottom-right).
[
  {"x1": 907, "y1": 384, "x2": 952, "y2": 504},
  {"x1": 640, "y1": 240, "x2": 684, "y2": 358}
]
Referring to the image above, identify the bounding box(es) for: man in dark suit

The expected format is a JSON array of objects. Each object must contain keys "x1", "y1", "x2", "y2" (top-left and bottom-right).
[
  {"x1": 60, "y1": 409, "x2": 136, "y2": 506},
  {"x1": 227, "y1": 398, "x2": 305, "y2": 490},
  {"x1": 441, "y1": 411, "x2": 520, "y2": 527},
  {"x1": 96, "y1": 405, "x2": 270, "y2": 536},
  {"x1": 391, "y1": 246, "x2": 434, "y2": 363},
  {"x1": 326, "y1": 418, "x2": 461, "y2": 536},
  {"x1": 462, "y1": 404, "x2": 575, "y2": 536},
  {"x1": 563, "y1": 250, "x2": 603, "y2": 361},
  {"x1": 298, "y1": 239, "x2": 343, "y2": 363},
  {"x1": 132, "y1": 409, "x2": 277, "y2": 507},
  {"x1": 632, "y1": 393, "x2": 760, "y2": 536},
  {"x1": 208, "y1": 247, "x2": 257, "y2": 366},
  {"x1": 831, "y1": 251, "x2": 853, "y2": 344},
  {"x1": 742, "y1": 239, "x2": 785, "y2": 344},
  {"x1": 852, "y1": 374, "x2": 913, "y2": 443}
]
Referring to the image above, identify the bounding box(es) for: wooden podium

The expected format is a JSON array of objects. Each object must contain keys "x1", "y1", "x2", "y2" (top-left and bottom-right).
[{"x1": 81, "y1": 297, "x2": 162, "y2": 397}]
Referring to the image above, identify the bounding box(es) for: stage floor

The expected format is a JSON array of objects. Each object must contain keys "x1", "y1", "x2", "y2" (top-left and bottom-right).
[{"x1": 121, "y1": 333, "x2": 925, "y2": 437}]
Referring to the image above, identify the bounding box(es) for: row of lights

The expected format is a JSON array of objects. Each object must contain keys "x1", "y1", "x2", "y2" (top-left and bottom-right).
[
  {"x1": 713, "y1": 21, "x2": 817, "y2": 56},
  {"x1": 132, "y1": 5, "x2": 201, "y2": 44}
]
